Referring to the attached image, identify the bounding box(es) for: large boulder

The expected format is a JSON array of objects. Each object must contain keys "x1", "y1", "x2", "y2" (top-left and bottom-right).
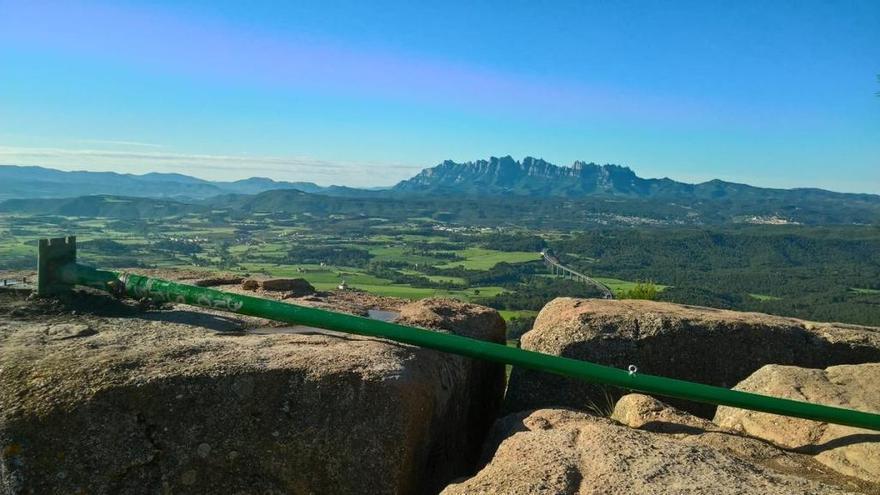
[
  {"x1": 0, "y1": 292, "x2": 505, "y2": 494},
  {"x1": 441, "y1": 408, "x2": 854, "y2": 494},
  {"x1": 715, "y1": 363, "x2": 880, "y2": 484},
  {"x1": 611, "y1": 394, "x2": 875, "y2": 492},
  {"x1": 613, "y1": 393, "x2": 721, "y2": 433},
  {"x1": 259, "y1": 278, "x2": 316, "y2": 296},
  {"x1": 506, "y1": 298, "x2": 880, "y2": 417}
]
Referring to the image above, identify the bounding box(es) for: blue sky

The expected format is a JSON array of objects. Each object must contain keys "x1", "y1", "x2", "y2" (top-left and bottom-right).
[{"x1": 1, "y1": 0, "x2": 878, "y2": 191}]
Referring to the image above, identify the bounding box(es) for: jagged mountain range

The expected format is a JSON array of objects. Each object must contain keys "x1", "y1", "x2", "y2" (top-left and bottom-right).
[
  {"x1": 3, "y1": 158, "x2": 878, "y2": 204},
  {"x1": 392, "y1": 156, "x2": 878, "y2": 202},
  {"x1": 395, "y1": 156, "x2": 654, "y2": 196}
]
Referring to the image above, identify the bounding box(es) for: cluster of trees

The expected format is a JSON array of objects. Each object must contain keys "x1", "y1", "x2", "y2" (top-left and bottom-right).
[
  {"x1": 153, "y1": 239, "x2": 203, "y2": 255},
  {"x1": 506, "y1": 316, "x2": 537, "y2": 341},
  {"x1": 442, "y1": 232, "x2": 546, "y2": 252},
  {"x1": 552, "y1": 226, "x2": 880, "y2": 326},
  {"x1": 365, "y1": 261, "x2": 464, "y2": 290},
  {"x1": 478, "y1": 278, "x2": 605, "y2": 311},
  {"x1": 621, "y1": 281, "x2": 660, "y2": 300},
  {"x1": 403, "y1": 242, "x2": 462, "y2": 260},
  {"x1": 420, "y1": 260, "x2": 546, "y2": 287}
]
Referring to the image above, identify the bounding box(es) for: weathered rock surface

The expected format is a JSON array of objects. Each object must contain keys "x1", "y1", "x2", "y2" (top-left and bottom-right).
[
  {"x1": 611, "y1": 394, "x2": 876, "y2": 493},
  {"x1": 715, "y1": 363, "x2": 880, "y2": 484},
  {"x1": 0, "y1": 290, "x2": 505, "y2": 494},
  {"x1": 259, "y1": 277, "x2": 316, "y2": 295},
  {"x1": 193, "y1": 275, "x2": 244, "y2": 287},
  {"x1": 612, "y1": 393, "x2": 721, "y2": 433},
  {"x1": 506, "y1": 298, "x2": 880, "y2": 416},
  {"x1": 441, "y1": 408, "x2": 856, "y2": 495}
]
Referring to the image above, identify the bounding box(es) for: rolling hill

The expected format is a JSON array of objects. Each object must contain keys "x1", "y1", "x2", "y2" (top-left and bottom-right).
[
  {"x1": 0, "y1": 165, "x2": 338, "y2": 200},
  {"x1": 2, "y1": 158, "x2": 879, "y2": 225}
]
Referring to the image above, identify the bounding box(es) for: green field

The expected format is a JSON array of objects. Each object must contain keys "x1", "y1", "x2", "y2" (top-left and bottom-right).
[
  {"x1": 307, "y1": 282, "x2": 506, "y2": 301},
  {"x1": 396, "y1": 269, "x2": 466, "y2": 285},
  {"x1": 240, "y1": 263, "x2": 389, "y2": 285},
  {"x1": 368, "y1": 245, "x2": 446, "y2": 265},
  {"x1": 0, "y1": 242, "x2": 32, "y2": 257},
  {"x1": 439, "y1": 248, "x2": 541, "y2": 270},
  {"x1": 236, "y1": 260, "x2": 507, "y2": 302},
  {"x1": 592, "y1": 277, "x2": 668, "y2": 295}
]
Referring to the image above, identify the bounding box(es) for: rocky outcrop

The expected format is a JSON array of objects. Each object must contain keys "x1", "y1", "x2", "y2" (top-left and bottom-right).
[
  {"x1": 612, "y1": 393, "x2": 721, "y2": 433},
  {"x1": 0, "y1": 291, "x2": 505, "y2": 494},
  {"x1": 610, "y1": 394, "x2": 879, "y2": 492},
  {"x1": 506, "y1": 298, "x2": 880, "y2": 416},
  {"x1": 259, "y1": 278, "x2": 315, "y2": 295},
  {"x1": 395, "y1": 298, "x2": 508, "y2": 489},
  {"x1": 238, "y1": 277, "x2": 318, "y2": 296},
  {"x1": 715, "y1": 363, "x2": 880, "y2": 484},
  {"x1": 192, "y1": 275, "x2": 244, "y2": 287},
  {"x1": 441, "y1": 408, "x2": 855, "y2": 495}
]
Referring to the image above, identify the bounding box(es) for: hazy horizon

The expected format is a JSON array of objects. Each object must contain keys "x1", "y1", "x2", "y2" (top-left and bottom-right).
[
  {"x1": 2, "y1": 0, "x2": 878, "y2": 192},
  {"x1": 5, "y1": 157, "x2": 880, "y2": 196}
]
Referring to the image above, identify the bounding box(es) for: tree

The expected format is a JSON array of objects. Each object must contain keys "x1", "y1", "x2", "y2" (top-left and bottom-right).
[
  {"x1": 507, "y1": 316, "x2": 537, "y2": 340},
  {"x1": 622, "y1": 281, "x2": 659, "y2": 300}
]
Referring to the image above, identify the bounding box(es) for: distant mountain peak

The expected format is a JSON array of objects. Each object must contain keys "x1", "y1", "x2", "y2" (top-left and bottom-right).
[
  {"x1": 2, "y1": 160, "x2": 877, "y2": 208},
  {"x1": 391, "y1": 156, "x2": 880, "y2": 205},
  {"x1": 393, "y1": 156, "x2": 648, "y2": 196}
]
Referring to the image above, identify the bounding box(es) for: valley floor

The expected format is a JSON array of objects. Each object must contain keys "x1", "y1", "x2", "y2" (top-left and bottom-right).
[{"x1": 1, "y1": 209, "x2": 878, "y2": 327}]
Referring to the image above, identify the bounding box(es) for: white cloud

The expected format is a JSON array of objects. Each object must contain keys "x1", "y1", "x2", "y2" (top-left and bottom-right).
[
  {"x1": 72, "y1": 139, "x2": 165, "y2": 148},
  {"x1": 0, "y1": 146, "x2": 423, "y2": 186}
]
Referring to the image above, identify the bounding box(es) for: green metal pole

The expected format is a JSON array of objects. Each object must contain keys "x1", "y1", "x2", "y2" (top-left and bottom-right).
[{"x1": 66, "y1": 264, "x2": 880, "y2": 432}]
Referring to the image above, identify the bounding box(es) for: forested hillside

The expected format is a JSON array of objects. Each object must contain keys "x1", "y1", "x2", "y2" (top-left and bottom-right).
[{"x1": 553, "y1": 227, "x2": 880, "y2": 325}]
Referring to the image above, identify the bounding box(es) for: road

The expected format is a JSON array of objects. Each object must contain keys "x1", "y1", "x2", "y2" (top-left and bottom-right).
[{"x1": 541, "y1": 250, "x2": 614, "y2": 299}]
